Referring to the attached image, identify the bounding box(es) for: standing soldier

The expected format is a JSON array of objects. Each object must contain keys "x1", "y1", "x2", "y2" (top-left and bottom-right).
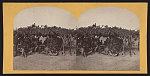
[{"x1": 20, "y1": 47, "x2": 27, "y2": 58}]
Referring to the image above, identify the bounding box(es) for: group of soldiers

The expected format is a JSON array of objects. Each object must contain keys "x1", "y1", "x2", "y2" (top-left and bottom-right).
[{"x1": 13, "y1": 31, "x2": 139, "y2": 58}]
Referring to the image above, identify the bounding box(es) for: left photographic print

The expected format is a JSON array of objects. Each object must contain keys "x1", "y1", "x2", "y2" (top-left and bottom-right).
[{"x1": 13, "y1": 7, "x2": 77, "y2": 70}]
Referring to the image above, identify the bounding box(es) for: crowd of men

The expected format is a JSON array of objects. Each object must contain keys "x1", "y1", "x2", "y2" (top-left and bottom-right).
[{"x1": 13, "y1": 30, "x2": 139, "y2": 58}]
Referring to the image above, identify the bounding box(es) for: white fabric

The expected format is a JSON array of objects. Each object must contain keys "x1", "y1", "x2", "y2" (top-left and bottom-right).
[
  {"x1": 39, "y1": 36, "x2": 47, "y2": 44},
  {"x1": 99, "y1": 36, "x2": 107, "y2": 44}
]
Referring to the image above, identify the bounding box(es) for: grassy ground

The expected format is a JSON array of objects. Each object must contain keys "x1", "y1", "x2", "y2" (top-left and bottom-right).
[{"x1": 13, "y1": 49, "x2": 139, "y2": 71}]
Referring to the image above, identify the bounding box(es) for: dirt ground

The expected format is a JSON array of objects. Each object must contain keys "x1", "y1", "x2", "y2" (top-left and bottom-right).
[{"x1": 13, "y1": 49, "x2": 140, "y2": 71}]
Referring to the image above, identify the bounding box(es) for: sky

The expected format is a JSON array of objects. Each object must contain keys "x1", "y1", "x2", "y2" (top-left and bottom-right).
[
  {"x1": 14, "y1": 7, "x2": 139, "y2": 30},
  {"x1": 77, "y1": 7, "x2": 140, "y2": 30},
  {"x1": 14, "y1": 7, "x2": 77, "y2": 30}
]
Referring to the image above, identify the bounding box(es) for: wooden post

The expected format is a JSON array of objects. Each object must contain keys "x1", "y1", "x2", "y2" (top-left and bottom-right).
[
  {"x1": 69, "y1": 34, "x2": 72, "y2": 56},
  {"x1": 61, "y1": 35, "x2": 65, "y2": 56},
  {"x1": 129, "y1": 35, "x2": 132, "y2": 57},
  {"x1": 129, "y1": 30, "x2": 132, "y2": 57}
]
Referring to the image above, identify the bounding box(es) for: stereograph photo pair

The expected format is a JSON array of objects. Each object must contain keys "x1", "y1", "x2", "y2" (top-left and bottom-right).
[{"x1": 2, "y1": 2, "x2": 147, "y2": 74}]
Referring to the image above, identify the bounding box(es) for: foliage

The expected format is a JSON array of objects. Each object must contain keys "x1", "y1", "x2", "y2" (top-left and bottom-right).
[{"x1": 14, "y1": 23, "x2": 139, "y2": 38}]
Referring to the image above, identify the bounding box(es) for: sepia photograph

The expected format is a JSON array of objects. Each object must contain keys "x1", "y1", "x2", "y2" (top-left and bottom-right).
[{"x1": 13, "y1": 6, "x2": 140, "y2": 71}]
